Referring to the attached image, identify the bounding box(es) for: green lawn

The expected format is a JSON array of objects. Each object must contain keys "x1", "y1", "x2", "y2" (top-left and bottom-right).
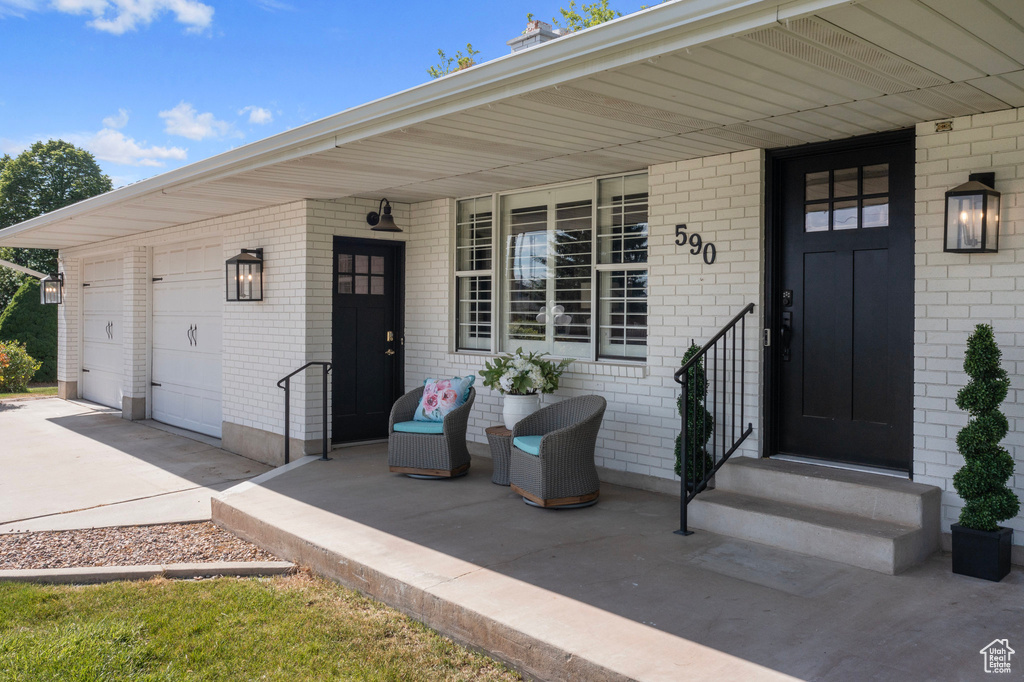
[
  {"x1": 0, "y1": 384, "x2": 58, "y2": 400},
  {"x1": 0, "y1": 574, "x2": 521, "y2": 681}
]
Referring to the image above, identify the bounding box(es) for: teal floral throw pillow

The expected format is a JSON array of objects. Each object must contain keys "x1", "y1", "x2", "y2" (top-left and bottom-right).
[{"x1": 413, "y1": 376, "x2": 475, "y2": 422}]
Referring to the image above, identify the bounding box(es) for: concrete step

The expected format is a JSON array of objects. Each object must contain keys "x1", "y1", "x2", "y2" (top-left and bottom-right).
[
  {"x1": 688, "y1": 489, "x2": 934, "y2": 575},
  {"x1": 714, "y1": 457, "x2": 941, "y2": 527}
]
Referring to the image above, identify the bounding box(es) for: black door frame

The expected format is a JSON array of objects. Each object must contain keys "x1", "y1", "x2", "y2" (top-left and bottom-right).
[
  {"x1": 763, "y1": 128, "x2": 915, "y2": 473},
  {"x1": 331, "y1": 235, "x2": 406, "y2": 444}
]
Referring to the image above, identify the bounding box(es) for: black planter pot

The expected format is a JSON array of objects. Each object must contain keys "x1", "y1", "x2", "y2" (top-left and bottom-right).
[{"x1": 951, "y1": 523, "x2": 1013, "y2": 582}]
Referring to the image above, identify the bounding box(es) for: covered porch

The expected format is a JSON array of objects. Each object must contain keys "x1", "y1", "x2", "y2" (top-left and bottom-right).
[{"x1": 214, "y1": 446, "x2": 1021, "y2": 681}]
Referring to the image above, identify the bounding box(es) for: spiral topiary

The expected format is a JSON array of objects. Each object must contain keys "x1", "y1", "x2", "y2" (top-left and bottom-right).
[
  {"x1": 952, "y1": 324, "x2": 1019, "y2": 532},
  {"x1": 674, "y1": 342, "x2": 715, "y2": 482}
]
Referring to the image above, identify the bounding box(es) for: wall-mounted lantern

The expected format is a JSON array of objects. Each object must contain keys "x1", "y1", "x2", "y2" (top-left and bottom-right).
[
  {"x1": 944, "y1": 172, "x2": 1000, "y2": 253},
  {"x1": 366, "y1": 198, "x2": 402, "y2": 232},
  {"x1": 39, "y1": 272, "x2": 63, "y2": 305},
  {"x1": 225, "y1": 248, "x2": 264, "y2": 302}
]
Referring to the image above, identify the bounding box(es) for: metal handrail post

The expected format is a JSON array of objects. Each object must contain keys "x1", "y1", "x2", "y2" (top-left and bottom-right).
[
  {"x1": 320, "y1": 362, "x2": 331, "y2": 461},
  {"x1": 283, "y1": 377, "x2": 291, "y2": 464},
  {"x1": 675, "y1": 372, "x2": 692, "y2": 536}
]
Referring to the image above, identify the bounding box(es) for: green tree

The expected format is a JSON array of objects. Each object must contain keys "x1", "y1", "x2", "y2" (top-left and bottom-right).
[
  {"x1": 552, "y1": 0, "x2": 621, "y2": 33},
  {"x1": 952, "y1": 324, "x2": 1019, "y2": 531},
  {"x1": 0, "y1": 279, "x2": 57, "y2": 383},
  {"x1": 427, "y1": 44, "x2": 481, "y2": 79},
  {"x1": 0, "y1": 140, "x2": 111, "y2": 311}
]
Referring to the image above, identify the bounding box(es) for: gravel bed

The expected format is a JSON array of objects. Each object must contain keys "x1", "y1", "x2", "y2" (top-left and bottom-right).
[{"x1": 0, "y1": 522, "x2": 279, "y2": 570}]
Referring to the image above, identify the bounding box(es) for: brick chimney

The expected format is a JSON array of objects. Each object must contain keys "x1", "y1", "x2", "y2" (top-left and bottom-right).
[{"x1": 507, "y1": 19, "x2": 561, "y2": 53}]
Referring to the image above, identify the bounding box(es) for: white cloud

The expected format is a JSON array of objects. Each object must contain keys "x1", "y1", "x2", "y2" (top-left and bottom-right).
[
  {"x1": 102, "y1": 107, "x2": 130, "y2": 129},
  {"x1": 252, "y1": 0, "x2": 292, "y2": 10},
  {"x1": 0, "y1": 0, "x2": 39, "y2": 18},
  {"x1": 50, "y1": 0, "x2": 214, "y2": 34},
  {"x1": 159, "y1": 101, "x2": 233, "y2": 140},
  {"x1": 0, "y1": 137, "x2": 32, "y2": 156},
  {"x1": 239, "y1": 105, "x2": 273, "y2": 125},
  {"x1": 87, "y1": 128, "x2": 187, "y2": 167}
]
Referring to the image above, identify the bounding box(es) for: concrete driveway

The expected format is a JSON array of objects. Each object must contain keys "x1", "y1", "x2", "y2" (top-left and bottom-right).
[{"x1": 1, "y1": 398, "x2": 271, "y2": 533}]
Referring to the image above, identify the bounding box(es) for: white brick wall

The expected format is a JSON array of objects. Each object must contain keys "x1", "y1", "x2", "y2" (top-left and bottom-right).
[
  {"x1": 122, "y1": 247, "x2": 148, "y2": 400},
  {"x1": 401, "y1": 153, "x2": 764, "y2": 481},
  {"x1": 56, "y1": 257, "x2": 79, "y2": 385},
  {"x1": 915, "y1": 109, "x2": 1024, "y2": 547}
]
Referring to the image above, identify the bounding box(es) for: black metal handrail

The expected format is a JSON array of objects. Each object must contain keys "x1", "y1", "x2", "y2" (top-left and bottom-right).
[
  {"x1": 277, "y1": 361, "x2": 332, "y2": 464},
  {"x1": 674, "y1": 303, "x2": 755, "y2": 535}
]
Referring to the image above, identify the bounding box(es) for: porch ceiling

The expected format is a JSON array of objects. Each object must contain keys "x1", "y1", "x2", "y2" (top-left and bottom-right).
[{"x1": 3, "y1": 0, "x2": 1023, "y2": 249}]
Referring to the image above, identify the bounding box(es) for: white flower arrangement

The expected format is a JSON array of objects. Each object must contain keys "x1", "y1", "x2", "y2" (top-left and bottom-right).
[{"x1": 479, "y1": 348, "x2": 573, "y2": 396}]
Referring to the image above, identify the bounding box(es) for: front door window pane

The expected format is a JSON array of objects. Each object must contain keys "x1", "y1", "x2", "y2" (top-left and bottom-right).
[
  {"x1": 863, "y1": 164, "x2": 888, "y2": 195},
  {"x1": 833, "y1": 200, "x2": 858, "y2": 230},
  {"x1": 805, "y1": 171, "x2": 829, "y2": 202},
  {"x1": 833, "y1": 167, "x2": 858, "y2": 198}
]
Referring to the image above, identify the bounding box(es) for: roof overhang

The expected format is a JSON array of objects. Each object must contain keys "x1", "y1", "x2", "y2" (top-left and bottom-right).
[{"x1": 2, "y1": 0, "x2": 1023, "y2": 249}]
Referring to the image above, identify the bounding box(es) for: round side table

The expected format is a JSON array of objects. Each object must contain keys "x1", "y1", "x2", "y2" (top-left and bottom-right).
[{"x1": 485, "y1": 425, "x2": 512, "y2": 486}]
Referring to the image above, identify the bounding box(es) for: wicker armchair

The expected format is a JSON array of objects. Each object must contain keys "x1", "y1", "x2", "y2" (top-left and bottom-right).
[
  {"x1": 509, "y1": 395, "x2": 607, "y2": 508},
  {"x1": 388, "y1": 387, "x2": 475, "y2": 478}
]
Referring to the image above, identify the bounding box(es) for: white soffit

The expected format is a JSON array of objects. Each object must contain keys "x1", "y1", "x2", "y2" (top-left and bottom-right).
[{"x1": 2, "y1": 0, "x2": 1023, "y2": 249}]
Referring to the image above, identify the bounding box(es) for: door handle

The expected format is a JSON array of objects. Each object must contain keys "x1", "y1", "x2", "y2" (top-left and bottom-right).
[
  {"x1": 385, "y1": 349, "x2": 395, "y2": 356},
  {"x1": 780, "y1": 311, "x2": 792, "y2": 362}
]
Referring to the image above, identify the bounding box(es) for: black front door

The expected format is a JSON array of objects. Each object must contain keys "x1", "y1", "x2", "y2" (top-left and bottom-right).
[
  {"x1": 771, "y1": 132, "x2": 913, "y2": 471},
  {"x1": 332, "y1": 237, "x2": 403, "y2": 442}
]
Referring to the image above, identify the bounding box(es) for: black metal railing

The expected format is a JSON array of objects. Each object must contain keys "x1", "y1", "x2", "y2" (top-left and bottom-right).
[
  {"x1": 277, "y1": 362, "x2": 332, "y2": 464},
  {"x1": 674, "y1": 303, "x2": 755, "y2": 535}
]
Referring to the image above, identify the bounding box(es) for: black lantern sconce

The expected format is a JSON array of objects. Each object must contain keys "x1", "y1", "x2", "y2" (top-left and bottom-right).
[
  {"x1": 944, "y1": 173, "x2": 1000, "y2": 253},
  {"x1": 225, "y1": 248, "x2": 264, "y2": 302},
  {"x1": 366, "y1": 198, "x2": 402, "y2": 232},
  {"x1": 39, "y1": 272, "x2": 63, "y2": 305}
]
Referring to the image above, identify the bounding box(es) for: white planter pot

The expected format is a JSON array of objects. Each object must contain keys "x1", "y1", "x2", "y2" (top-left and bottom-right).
[{"x1": 503, "y1": 394, "x2": 541, "y2": 431}]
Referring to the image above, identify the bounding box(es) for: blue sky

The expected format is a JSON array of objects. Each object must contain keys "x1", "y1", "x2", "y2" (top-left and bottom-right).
[{"x1": 0, "y1": 0, "x2": 650, "y2": 188}]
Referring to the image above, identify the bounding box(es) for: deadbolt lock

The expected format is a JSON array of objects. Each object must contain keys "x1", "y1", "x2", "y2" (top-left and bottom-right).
[{"x1": 386, "y1": 331, "x2": 394, "y2": 342}]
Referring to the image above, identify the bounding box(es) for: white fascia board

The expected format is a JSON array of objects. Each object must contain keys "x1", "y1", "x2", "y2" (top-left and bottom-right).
[
  {"x1": 0, "y1": 0, "x2": 850, "y2": 244},
  {"x1": 0, "y1": 259, "x2": 46, "y2": 279}
]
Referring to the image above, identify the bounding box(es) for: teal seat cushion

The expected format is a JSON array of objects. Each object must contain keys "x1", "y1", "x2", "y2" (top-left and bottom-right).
[
  {"x1": 513, "y1": 435, "x2": 542, "y2": 456},
  {"x1": 393, "y1": 420, "x2": 444, "y2": 435}
]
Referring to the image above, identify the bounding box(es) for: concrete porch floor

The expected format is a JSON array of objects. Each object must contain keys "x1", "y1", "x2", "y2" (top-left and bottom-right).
[{"x1": 214, "y1": 444, "x2": 1023, "y2": 682}]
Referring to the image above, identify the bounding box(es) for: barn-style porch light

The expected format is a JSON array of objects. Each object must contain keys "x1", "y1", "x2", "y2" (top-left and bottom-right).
[
  {"x1": 39, "y1": 272, "x2": 64, "y2": 305},
  {"x1": 945, "y1": 173, "x2": 1000, "y2": 253},
  {"x1": 225, "y1": 248, "x2": 264, "y2": 302},
  {"x1": 366, "y1": 198, "x2": 402, "y2": 232}
]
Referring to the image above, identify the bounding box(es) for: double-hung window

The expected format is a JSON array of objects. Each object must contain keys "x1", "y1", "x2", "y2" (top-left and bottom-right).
[
  {"x1": 454, "y1": 196, "x2": 493, "y2": 351},
  {"x1": 455, "y1": 172, "x2": 648, "y2": 361}
]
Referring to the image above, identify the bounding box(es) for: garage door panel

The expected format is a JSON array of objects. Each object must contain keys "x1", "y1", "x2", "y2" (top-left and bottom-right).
[
  {"x1": 154, "y1": 243, "x2": 222, "y2": 278},
  {"x1": 151, "y1": 242, "x2": 222, "y2": 439},
  {"x1": 82, "y1": 318, "x2": 121, "y2": 346},
  {"x1": 83, "y1": 342, "x2": 121, "y2": 370},
  {"x1": 81, "y1": 256, "x2": 123, "y2": 410},
  {"x1": 82, "y1": 370, "x2": 122, "y2": 410},
  {"x1": 153, "y1": 316, "x2": 196, "y2": 353},
  {"x1": 82, "y1": 257, "x2": 122, "y2": 285}
]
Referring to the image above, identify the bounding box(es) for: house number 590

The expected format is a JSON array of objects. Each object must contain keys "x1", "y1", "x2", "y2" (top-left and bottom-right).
[{"x1": 675, "y1": 224, "x2": 717, "y2": 265}]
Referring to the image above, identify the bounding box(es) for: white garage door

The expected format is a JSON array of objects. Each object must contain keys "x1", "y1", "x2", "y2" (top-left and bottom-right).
[
  {"x1": 152, "y1": 242, "x2": 223, "y2": 438},
  {"x1": 81, "y1": 256, "x2": 124, "y2": 409}
]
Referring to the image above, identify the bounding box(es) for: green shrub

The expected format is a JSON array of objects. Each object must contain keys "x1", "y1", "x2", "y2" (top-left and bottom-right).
[
  {"x1": 952, "y1": 324, "x2": 1020, "y2": 531},
  {"x1": 0, "y1": 340, "x2": 41, "y2": 392},
  {"x1": 674, "y1": 342, "x2": 715, "y2": 482},
  {"x1": 0, "y1": 279, "x2": 57, "y2": 382}
]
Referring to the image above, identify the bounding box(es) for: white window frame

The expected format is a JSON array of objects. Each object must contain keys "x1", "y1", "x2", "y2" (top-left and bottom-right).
[{"x1": 453, "y1": 171, "x2": 648, "y2": 362}]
